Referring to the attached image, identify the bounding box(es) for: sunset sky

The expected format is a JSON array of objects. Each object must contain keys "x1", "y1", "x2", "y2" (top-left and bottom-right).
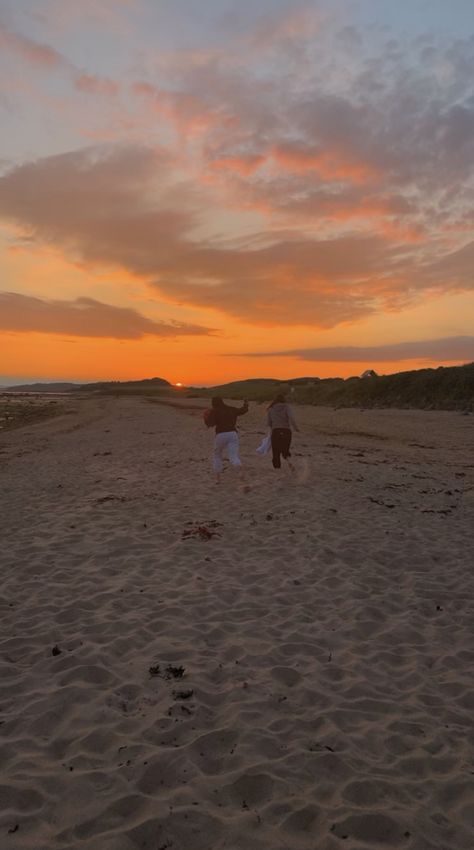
[{"x1": 1, "y1": 0, "x2": 473, "y2": 386}]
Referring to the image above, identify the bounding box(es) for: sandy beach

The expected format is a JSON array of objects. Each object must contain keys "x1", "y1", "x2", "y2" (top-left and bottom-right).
[{"x1": 0, "y1": 396, "x2": 473, "y2": 850}]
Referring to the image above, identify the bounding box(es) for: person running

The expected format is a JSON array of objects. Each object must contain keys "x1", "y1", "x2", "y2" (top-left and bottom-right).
[
  {"x1": 266, "y1": 393, "x2": 299, "y2": 470},
  {"x1": 209, "y1": 396, "x2": 249, "y2": 484}
]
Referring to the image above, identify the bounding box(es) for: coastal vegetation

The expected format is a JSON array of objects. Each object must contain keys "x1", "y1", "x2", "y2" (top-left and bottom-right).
[
  {"x1": 3, "y1": 364, "x2": 473, "y2": 412},
  {"x1": 189, "y1": 363, "x2": 474, "y2": 411}
]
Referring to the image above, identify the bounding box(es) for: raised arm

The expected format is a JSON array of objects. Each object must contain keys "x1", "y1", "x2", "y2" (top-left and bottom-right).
[{"x1": 236, "y1": 400, "x2": 249, "y2": 416}]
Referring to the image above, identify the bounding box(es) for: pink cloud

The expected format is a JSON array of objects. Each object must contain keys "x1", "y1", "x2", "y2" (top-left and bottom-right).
[
  {"x1": 132, "y1": 81, "x2": 226, "y2": 136},
  {"x1": 0, "y1": 23, "x2": 121, "y2": 109},
  {"x1": 74, "y1": 73, "x2": 119, "y2": 97},
  {"x1": 209, "y1": 153, "x2": 266, "y2": 176},
  {"x1": 0, "y1": 24, "x2": 66, "y2": 69},
  {"x1": 269, "y1": 143, "x2": 381, "y2": 185}
]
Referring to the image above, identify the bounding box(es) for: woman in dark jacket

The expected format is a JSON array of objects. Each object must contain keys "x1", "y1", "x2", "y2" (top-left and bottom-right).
[{"x1": 266, "y1": 393, "x2": 299, "y2": 470}]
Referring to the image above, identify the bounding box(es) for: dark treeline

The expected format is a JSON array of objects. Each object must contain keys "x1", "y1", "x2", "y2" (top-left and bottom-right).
[{"x1": 189, "y1": 363, "x2": 474, "y2": 411}]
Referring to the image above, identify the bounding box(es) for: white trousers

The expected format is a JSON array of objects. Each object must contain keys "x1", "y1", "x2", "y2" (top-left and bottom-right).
[{"x1": 213, "y1": 431, "x2": 241, "y2": 473}]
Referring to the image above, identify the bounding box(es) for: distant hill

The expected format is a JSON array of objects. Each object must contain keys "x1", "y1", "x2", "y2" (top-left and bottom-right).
[
  {"x1": 2, "y1": 377, "x2": 171, "y2": 394},
  {"x1": 190, "y1": 363, "x2": 474, "y2": 411},
  {"x1": 2, "y1": 382, "x2": 80, "y2": 393},
  {"x1": 194, "y1": 378, "x2": 282, "y2": 398},
  {"x1": 75, "y1": 377, "x2": 171, "y2": 394}
]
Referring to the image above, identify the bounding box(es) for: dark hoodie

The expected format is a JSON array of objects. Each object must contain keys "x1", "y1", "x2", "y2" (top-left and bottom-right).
[{"x1": 213, "y1": 401, "x2": 248, "y2": 434}]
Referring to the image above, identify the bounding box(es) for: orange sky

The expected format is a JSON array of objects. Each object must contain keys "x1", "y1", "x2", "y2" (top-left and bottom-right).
[{"x1": 0, "y1": 1, "x2": 473, "y2": 385}]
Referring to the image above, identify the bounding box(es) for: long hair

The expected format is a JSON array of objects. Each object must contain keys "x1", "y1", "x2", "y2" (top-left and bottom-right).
[
  {"x1": 268, "y1": 393, "x2": 286, "y2": 410},
  {"x1": 211, "y1": 396, "x2": 225, "y2": 409}
]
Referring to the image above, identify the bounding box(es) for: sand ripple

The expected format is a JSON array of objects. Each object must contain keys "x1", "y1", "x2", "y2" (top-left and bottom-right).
[{"x1": 0, "y1": 398, "x2": 473, "y2": 848}]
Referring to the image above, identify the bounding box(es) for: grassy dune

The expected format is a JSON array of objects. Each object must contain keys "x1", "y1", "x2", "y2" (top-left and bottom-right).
[{"x1": 188, "y1": 363, "x2": 474, "y2": 411}]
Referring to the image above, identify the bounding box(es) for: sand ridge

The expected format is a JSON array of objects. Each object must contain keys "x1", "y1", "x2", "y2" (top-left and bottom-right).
[{"x1": 0, "y1": 397, "x2": 473, "y2": 849}]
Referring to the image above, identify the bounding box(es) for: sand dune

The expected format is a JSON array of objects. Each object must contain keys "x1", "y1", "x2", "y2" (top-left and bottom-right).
[{"x1": 0, "y1": 397, "x2": 473, "y2": 849}]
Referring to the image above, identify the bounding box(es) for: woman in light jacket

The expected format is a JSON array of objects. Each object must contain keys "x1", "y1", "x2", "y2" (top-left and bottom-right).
[{"x1": 266, "y1": 393, "x2": 299, "y2": 470}]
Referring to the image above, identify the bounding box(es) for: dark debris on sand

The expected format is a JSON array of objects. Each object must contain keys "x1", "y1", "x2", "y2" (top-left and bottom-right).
[
  {"x1": 149, "y1": 664, "x2": 186, "y2": 680},
  {"x1": 95, "y1": 495, "x2": 129, "y2": 504},
  {"x1": 165, "y1": 665, "x2": 185, "y2": 679},
  {"x1": 182, "y1": 521, "x2": 222, "y2": 540},
  {"x1": 173, "y1": 689, "x2": 194, "y2": 700}
]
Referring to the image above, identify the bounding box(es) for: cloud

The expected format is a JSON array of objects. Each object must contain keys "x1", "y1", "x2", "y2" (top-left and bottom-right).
[
  {"x1": 0, "y1": 23, "x2": 66, "y2": 69},
  {"x1": 38, "y1": 0, "x2": 137, "y2": 33},
  {"x1": 0, "y1": 23, "x2": 120, "y2": 101},
  {"x1": 0, "y1": 145, "x2": 195, "y2": 274},
  {"x1": 268, "y1": 142, "x2": 381, "y2": 185},
  {"x1": 423, "y1": 240, "x2": 474, "y2": 289},
  {"x1": 117, "y1": 20, "x2": 474, "y2": 299},
  {"x1": 132, "y1": 81, "x2": 224, "y2": 135},
  {"x1": 1, "y1": 9, "x2": 474, "y2": 330},
  {"x1": 0, "y1": 291, "x2": 214, "y2": 339},
  {"x1": 209, "y1": 153, "x2": 266, "y2": 176},
  {"x1": 235, "y1": 336, "x2": 474, "y2": 362},
  {"x1": 148, "y1": 233, "x2": 401, "y2": 326},
  {"x1": 0, "y1": 144, "x2": 404, "y2": 326},
  {"x1": 0, "y1": 142, "x2": 472, "y2": 329},
  {"x1": 74, "y1": 73, "x2": 119, "y2": 97},
  {"x1": 248, "y1": 4, "x2": 321, "y2": 51}
]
